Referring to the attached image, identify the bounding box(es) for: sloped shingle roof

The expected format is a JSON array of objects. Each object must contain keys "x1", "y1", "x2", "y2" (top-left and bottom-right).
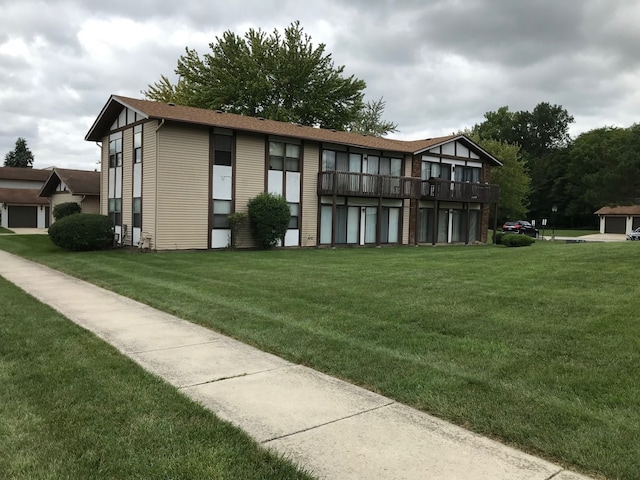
[
  {"x1": 0, "y1": 188, "x2": 49, "y2": 205},
  {"x1": 39, "y1": 168, "x2": 100, "y2": 197},
  {"x1": 85, "y1": 95, "x2": 502, "y2": 166},
  {"x1": 595, "y1": 205, "x2": 640, "y2": 215},
  {"x1": 0, "y1": 167, "x2": 51, "y2": 182}
]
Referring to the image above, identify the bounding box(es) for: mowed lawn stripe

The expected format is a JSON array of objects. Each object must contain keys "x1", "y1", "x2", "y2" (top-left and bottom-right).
[
  {"x1": 0, "y1": 276, "x2": 314, "y2": 480},
  {"x1": 1, "y1": 235, "x2": 639, "y2": 479}
]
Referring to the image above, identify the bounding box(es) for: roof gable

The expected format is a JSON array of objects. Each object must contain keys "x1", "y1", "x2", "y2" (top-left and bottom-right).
[{"x1": 39, "y1": 168, "x2": 100, "y2": 197}]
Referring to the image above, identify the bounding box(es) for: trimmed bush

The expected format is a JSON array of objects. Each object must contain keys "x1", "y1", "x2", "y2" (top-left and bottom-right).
[
  {"x1": 53, "y1": 202, "x2": 81, "y2": 221},
  {"x1": 247, "y1": 192, "x2": 290, "y2": 249},
  {"x1": 495, "y1": 231, "x2": 505, "y2": 245},
  {"x1": 48, "y1": 214, "x2": 114, "y2": 251},
  {"x1": 502, "y1": 233, "x2": 535, "y2": 247}
]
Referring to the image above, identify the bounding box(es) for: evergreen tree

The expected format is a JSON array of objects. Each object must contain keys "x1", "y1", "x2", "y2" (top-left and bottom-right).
[{"x1": 4, "y1": 137, "x2": 34, "y2": 168}]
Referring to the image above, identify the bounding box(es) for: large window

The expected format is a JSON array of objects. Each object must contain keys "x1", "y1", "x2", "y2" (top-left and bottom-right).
[
  {"x1": 108, "y1": 198, "x2": 122, "y2": 226},
  {"x1": 109, "y1": 137, "x2": 122, "y2": 167},
  {"x1": 269, "y1": 140, "x2": 300, "y2": 244},
  {"x1": 455, "y1": 166, "x2": 481, "y2": 183},
  {"x1": 132, "y1": 197, "x2": 141, "y2": 228},
  {"x1": 133, "y1": 125, "x2": 142, "y2": 163},
  {"x1": 214, "y1": 134, "x2": 232, "y2": 167},
  {"x1": 212, "y1": 200, "x2": 231, "y2": 228},
  {"x1": 421, "y1": 161, "x2": 451, "y2": 181}
]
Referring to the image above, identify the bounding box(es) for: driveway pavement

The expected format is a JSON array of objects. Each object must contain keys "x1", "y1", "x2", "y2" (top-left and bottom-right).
[{"x1": 0, "y1": 250, "x2": 594, "y2": 480}]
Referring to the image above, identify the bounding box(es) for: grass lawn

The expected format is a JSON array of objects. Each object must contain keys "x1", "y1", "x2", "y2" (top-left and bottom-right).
[
  {"x1": 0, "y1": 227, "x2": 14, "y2": 234},
  {"x1": 1, "y1": 236, "x2": 639, "y2": 479},
  {"x1": 0, "y1": 275, "x2": 313, "y2": 479}
]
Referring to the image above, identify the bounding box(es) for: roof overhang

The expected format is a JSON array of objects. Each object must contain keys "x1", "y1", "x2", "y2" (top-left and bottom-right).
[
  {"x1": 412, "y1": 135, "x2": 503, "y2": 167},
  {"x1": 85, "y1": 95, "x2": 149, "y2": 142}
]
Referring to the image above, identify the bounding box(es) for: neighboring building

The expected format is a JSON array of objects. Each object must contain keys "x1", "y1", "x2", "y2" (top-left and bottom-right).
[
  {"x1": 0, "y1": 167, "x2": 51, "y2": 228},
  {"x1": 39, "y1": 168, "x2": 100, "y2": 224},
  {"x1": 85, "y1": 95, "x2": 501, "y2": 250},
  {"x1": 594, "y1": 205, "x2": 640, "y2": 234}
]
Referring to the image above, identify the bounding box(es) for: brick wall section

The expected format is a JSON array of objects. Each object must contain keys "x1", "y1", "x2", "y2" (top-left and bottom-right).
[
  {"x1": 481, "y1": 165, "x2": 493, "y2": 243},
  {"x1": 408, "y1": 154, "x2": 421, "y2": 245}
]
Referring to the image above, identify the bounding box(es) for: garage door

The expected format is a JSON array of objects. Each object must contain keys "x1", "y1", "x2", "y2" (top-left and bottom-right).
[
  {"x1": 632, "y1": 217, "x2": 640, "y2": 230},
  {"x1": 604, "y1": 216, "x2": 626, "y2": 234},
  {"x1": 8, "y1": 206, "x2": 38, "y2": 228}
]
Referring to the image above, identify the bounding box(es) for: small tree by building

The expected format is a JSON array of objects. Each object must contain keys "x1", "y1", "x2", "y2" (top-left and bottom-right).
[
  {"x1": 4, "y1": 137, "x2": 35, "y2": 168},
  {"x1": 247, "y1": 192, "x2": 290, "y2": 249}
]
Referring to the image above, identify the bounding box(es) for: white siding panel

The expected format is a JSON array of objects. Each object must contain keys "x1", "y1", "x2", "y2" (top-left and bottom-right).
[
  {"x1": 133, "y1": 163, "x2": 142, "y2": 197},
  {"x1": 108, "y1": 167, "x2": 115, "y2": 197},
  {"x1": 470, "y1": 151, "x2": 480, "y2": 159},
  {"x1": 211, "y1": 229, "x2": 230, "y2": 248},
  {"x1": 442, "y1": 142, "x2": 455, "y2": 155},
  {"x1": 284, "y1": 229, "x2": 299, "y2": 246},
  {"x1": 268, "y1": 170, "x2": 282, "y2": 196},
  {"x1": 133, "y1": 227, "x2": 141, "y2": 245},
  {"x1": 115, "y1": 167, "x2": 122, "y2": 198},
  {"x1": 286, "y1": 172, "x2": 301, "y2": 203},
  {"x1": 456, "y1": 142, "x2": 469, "y2": 157},
  {"x1": 213, "y1": 165, "x2": 232, "y2": 200}
]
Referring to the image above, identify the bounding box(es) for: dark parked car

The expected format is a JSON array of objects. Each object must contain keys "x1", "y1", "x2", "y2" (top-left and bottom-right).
[
  {"x1": 627, "y1": 227, "x2": 640, "y2": 240},
  {"x1": 502, "y1": 220, "x2": 539, "y2": 237}
]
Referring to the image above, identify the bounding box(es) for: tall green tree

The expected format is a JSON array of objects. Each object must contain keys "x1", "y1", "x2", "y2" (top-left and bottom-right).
[
  {"x1": 565, "y1": 125, "x2": 640, "y2": 216},
  {"x1": 145, "y1": 21, "x2": 398, "y2": 133},
  {"x1": 473, "y1": 102, "x2": 574, "y2": 223},
  {"x1": 347, "y1": 97, "x2": 398, "y2": 137},
  {"x1": 466, "y1": 133, "x2": 530, "y2": 221},
  {"x1": 4, "y1": 137, "x2": 34, "y2": 168}
]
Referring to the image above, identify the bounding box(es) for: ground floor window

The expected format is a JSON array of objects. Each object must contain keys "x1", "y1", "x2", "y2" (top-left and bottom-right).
[
  {"x1": 419, "y1": 207, "x2": 479, "y2": 243},
  {"x1": 319, "y1": 204, "x2": 400, "y2": 245},
  {"x1": 132, "y1": 197, "x2": 141, "y2": 228},
  {"x1": 108, "y1": 198, "x2": 121, "y2": 226}
]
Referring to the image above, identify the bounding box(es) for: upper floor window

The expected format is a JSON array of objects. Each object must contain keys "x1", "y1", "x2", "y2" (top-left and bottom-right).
[
  {"x1": 269, "y1": 141, "x2": 300, "y2": 172},
  {"x1": 214, "y1": 134, "x2": 232, "y2": 166},
  {"x1": 109, "y1": 137, "x2": 122, "y2": 168},
  {"x1": 322, "y1": 150, "x2": 363, "y2": 172},
  {"x1": 367, "y1": 156, "x2": 402, "y2": 176},
  {"x1": 421, "y1": 161, "x2": 451, "y2": 181},
  {"x1": 133, "y1": 125, "x2": 142, "y2": 163},
  {"x1": 456, "y1": 166, "x2": 481, "y2": 183}
]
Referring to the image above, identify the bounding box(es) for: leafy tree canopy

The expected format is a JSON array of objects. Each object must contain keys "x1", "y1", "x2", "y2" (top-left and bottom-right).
[
  {"x1": 565, "y1": 124, "x2": 640, "y2": 216},
  {"x1": 144, "y1": 21, "x2": 396, "y2": 135},
  {"x1": 4, "y1": 137, "x2": 34, "y2": 168},
  {"x1": 465, "y1": 132, "x2": 530, "y2": 222},
  {"x1": 474, "y1": 102, "x2": 574, "y2": 159},
  {"x1": 347, "y1": 97, "x2": 398, "y2": 136}
]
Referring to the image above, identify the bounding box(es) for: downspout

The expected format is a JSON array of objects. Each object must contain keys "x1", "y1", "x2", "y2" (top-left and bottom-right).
[{"x1": 155, "y1": 119, "x2": 165, "y2": 249}]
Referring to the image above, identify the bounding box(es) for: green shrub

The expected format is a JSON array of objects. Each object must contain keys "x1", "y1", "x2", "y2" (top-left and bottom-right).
[
  {"x1": 247, "y1": 192, "x2": 290, "y2": 249},
  {"x1": 227, "y1": 211, "x2": 248, "y2": 249},
  {"x1": 502, "y1": 233, "x2": 535, "y2": 247},
  {"x1": 48, "y1": 214, "x2": 114, "y2": 251},
  {"x1": 495, "y1": 231, "x2": 504, "y2": 245},
  {"x1": 53, "y1": 202, "x2": 81, "y2": 221}
]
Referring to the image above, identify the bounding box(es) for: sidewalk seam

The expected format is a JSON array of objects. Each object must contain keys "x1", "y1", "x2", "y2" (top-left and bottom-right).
[
  {"x1": 261, "y1": 401, "x2": 396, "y2": 444},
  {"x1": 178, "y1": 365, "x2": 291, "y2": 389},
  {"x1": 544, "y1": 470, "x2": 565, "y2": 480}
]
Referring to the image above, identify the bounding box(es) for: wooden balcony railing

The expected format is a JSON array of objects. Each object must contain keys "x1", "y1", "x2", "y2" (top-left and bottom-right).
[
  {"x1": 421, "y1": 179, "x2": 500, "y2": 203},
  {"x1": 317, "y1": 171, "x2": 419, "y2": 199},
  {"x1": 317, "y1": 171, "x2": 499, "y2": 203}
]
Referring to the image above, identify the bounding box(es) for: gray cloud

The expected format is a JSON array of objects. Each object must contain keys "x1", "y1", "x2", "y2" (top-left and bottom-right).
[{"x1": 0, "y1": 0, "x2": 638, "y2": 169}]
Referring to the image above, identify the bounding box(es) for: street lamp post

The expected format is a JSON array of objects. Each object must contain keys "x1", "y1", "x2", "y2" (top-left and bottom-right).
[{"x1": 551, "y1": 205, "x2": 558, "y2": 241}]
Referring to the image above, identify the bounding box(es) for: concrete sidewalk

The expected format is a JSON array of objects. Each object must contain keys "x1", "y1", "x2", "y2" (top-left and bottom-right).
[{"x1": 0, "y1": 250, "x2": 593, "y2": 480}]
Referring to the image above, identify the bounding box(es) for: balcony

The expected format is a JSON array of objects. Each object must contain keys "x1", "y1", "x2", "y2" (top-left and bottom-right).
[
  {"x1": 317, "y1": 172, "x2": 499, "y2": 204},
  {"x1": 318, "y1": 171, "x2": 419, "y2": 199},
  {"x1": 421, "y1": 179, "x2": 500, "y2": 203}
]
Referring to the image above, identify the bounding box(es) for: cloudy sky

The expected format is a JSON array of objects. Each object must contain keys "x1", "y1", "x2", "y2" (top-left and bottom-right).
[{"x1": 1, "y1": 0, "x2": 639, "y2": 170}]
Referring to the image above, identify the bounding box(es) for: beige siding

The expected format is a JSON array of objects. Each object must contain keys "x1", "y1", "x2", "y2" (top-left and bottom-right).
[
  {"x1": 82, "y1": 196, "x2": 100, "y2": 214},
  {"x1": 156, "y1": 123, "x2": 209, "y2": 250},
  {"x1": 122, "y1": 128, "x2": 133, "y2": 244},
  {"x1": 402, "y1": 154, "x2": 411, "y2": 244},
  {"x1": 49, "y1": 192, "x2": 78, "y2": 224},
  {"x1": 235, "y1": 132, "x2": 266, "y2": 248},
  {"x1": 301, "y1": 142, "x2": 319, "y2": 246},
  {"x1": 101, "y1": 135, "x2": 108, "y2": 215},
  {"x1": 142, "y1": 120, "x2": 158, "y2": 248}
]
